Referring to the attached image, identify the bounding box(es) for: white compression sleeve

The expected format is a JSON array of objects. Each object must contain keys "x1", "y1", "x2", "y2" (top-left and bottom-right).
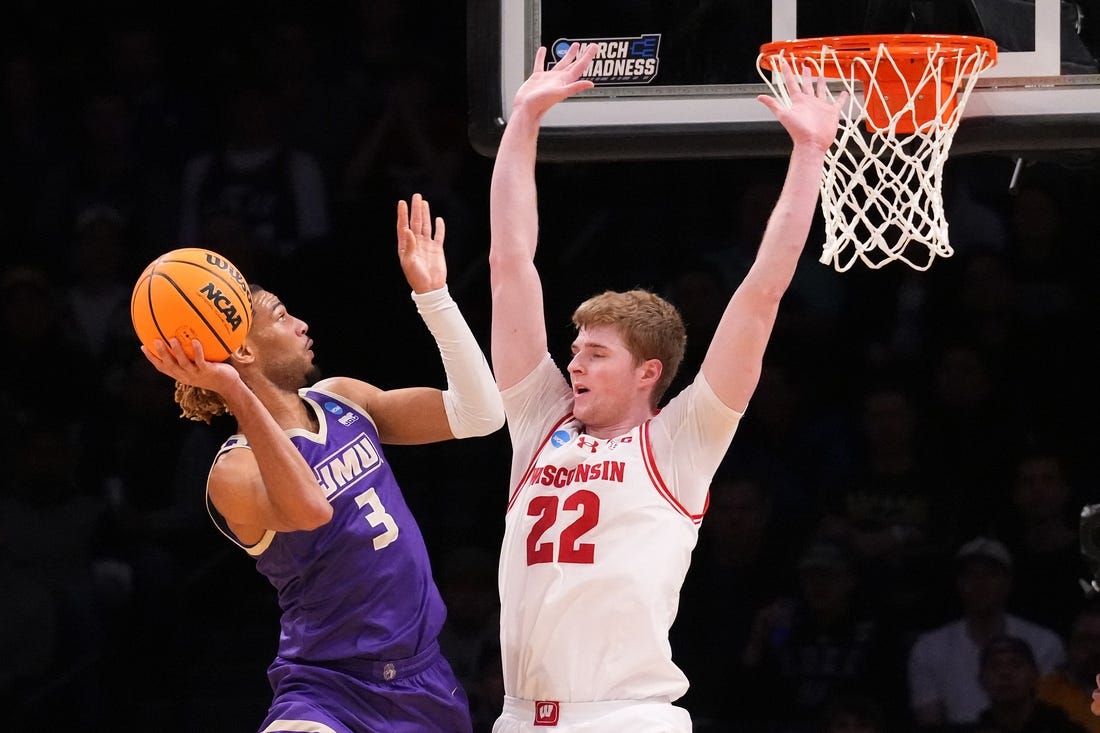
[{"x1": 411, "y1": 286, "x2": 505, "y2": 439}]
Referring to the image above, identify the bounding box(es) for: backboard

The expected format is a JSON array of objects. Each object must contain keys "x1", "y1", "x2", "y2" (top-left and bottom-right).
[{"x1": 467, "y1": 0, "x2": 1100, "y2": 161}]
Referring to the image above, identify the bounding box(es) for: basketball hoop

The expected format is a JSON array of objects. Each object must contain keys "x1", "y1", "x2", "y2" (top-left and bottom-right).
[{"x1": 757, "y1": 34, "x2": 998, "y2": 271}]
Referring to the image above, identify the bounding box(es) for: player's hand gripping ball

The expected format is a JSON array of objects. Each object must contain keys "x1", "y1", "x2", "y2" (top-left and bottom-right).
[{"x1": 130, "y1": 247, "x2": 253, "y2": 362}]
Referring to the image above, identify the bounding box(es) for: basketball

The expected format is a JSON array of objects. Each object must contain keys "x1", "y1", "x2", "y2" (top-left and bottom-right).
[{"x1": 130, "y1": 247, "x2": 253, "y2": 362}]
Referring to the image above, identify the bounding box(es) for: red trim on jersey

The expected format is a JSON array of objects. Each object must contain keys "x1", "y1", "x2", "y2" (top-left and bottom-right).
[
  {"x1": 640, "y1": 419, "x2": 704, "y2": 523},
  {"x1": 506, "y1": 413, "x2": 575, "y2": 513}
]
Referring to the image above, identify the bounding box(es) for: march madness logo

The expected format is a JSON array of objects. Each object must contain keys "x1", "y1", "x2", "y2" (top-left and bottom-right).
[{"x1": 548, "y1": 35, "x2": 661, "y2": 85}]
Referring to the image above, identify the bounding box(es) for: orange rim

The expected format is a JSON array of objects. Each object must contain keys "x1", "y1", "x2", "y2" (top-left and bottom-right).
[{"x1": 759, "y1": 33, "x2": 998, "y2": 77}]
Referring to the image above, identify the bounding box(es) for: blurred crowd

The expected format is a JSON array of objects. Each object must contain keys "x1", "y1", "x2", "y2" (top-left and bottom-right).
[{"x1": 2, "y1": 1, "x2": 1100, "y2": 732}]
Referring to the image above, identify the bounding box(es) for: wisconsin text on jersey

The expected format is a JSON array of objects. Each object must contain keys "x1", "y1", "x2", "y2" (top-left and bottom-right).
[
  {"x1": 528, "y1": 460, "x2": 626, "y2": 488},
  {"x1": 549, "y1": 35, "x2": 661, "y2": 85}
]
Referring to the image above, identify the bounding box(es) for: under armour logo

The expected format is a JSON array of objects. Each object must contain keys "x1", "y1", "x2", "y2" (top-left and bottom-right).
[
  {"x1": 576, "y1": 437, "x2": 599, "y2": 453},
  {"x1": 382, "y1": 663, "x2": 396, "y2": 681},
  {"x1": 534, "y1": 700, "x2": 559, "y2": 726}
]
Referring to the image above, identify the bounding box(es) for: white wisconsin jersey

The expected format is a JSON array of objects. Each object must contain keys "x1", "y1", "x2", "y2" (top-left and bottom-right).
[{"x1": 499, "y1": 355, "x2": 742, "y2": 702}]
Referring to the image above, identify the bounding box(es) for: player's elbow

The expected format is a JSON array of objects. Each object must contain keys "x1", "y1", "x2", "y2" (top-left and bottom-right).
[
  {"x1": 281, "y1": 494, "x2": 334, "y2": 531},
  {"x1": 442, "y1": 386, "x2": 506, "y2": 439},
  {"x1": 449, "y1": 402, "x2": 506, "y2": 439}
]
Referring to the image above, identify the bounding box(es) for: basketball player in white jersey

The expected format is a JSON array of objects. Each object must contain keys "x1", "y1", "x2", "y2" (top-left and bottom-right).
[{"x1": 487, "y1": 43, "x2": 846, "y2": 731}]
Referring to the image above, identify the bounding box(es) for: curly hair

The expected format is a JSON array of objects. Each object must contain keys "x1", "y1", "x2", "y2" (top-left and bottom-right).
[
  {"x1": 174, "y1": 382, "x2": 231, "y2": 424},
  {"x1": 572, "y1": 289, "x2": 686, "y2": 408}
]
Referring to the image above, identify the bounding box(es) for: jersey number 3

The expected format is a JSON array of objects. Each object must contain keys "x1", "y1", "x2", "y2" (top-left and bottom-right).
[
  {"x1": 526, "y1": 490, "x2": 599, "y2": 565},
  {"x1": 356, "y1": 487, "x2": 399, "y2": 550}
]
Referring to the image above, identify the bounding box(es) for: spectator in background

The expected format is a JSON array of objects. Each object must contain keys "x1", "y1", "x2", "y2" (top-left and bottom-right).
[
  {"x1": 1, "y1": 418, "x2": 117, "y2": 729},
  {"x1": 974, "y1": 634, "x2": 1088, "y2": 733},
  {"x1": 103, "y1": 20, "x2": 204, "y2": 255},
  {"x1": 672, "y1": 467, "x2": 799, "y2": 728},
  {"x1": 36, "y1": 86, "x2": 173, "y2": 260},
  {"x1": 178, "y1": 80, "x2": 330, "y2": 295},
  {"x1": 908, "y1": 537, "x2": 1066, "y2": 729},
  {"x1": 739, "y1": 538, "x2": 908, "y2": 732},
  {"x1": 0, "y1": 266, "x2": 100, "y2": 446},
  {"x1": 338, "y1": 57, "x2": 482, "y2": 274},
  {"x1": 722, "y1": 352, "x2": 852, "y2": 527},
  {"x1": 817, "y1": 690, "x2": 890, "y2": 733},
  {"x1": 0, "y1": 49, "x2": 65, "y2": 259},
  {"x1": 436, "y1": 545, "x2": 500, "y2": 698},
  {"x1": 997, "y1": 444, "x2": 1091, "y2": 639},
  {"x1": 1038, "y1": 603, "x2": 1100, "y2": 733},
  {"x1": 816, "y1": 372, "x2": 956, "y2": 633},
  {"x1": 62, "y1": 205, "x2": 134, "y2": 366},
  {"x1": 922, "y1": 339, "x2": 1020, "y2": 536}
]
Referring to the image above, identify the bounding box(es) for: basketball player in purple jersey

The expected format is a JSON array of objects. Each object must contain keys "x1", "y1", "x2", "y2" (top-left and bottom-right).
[
  {"x1": 487, "y1": 45, "x2": 846, "y2": 731},
  {"x1": 141, "y1": 194, "x2": 504, "y2": 733}
]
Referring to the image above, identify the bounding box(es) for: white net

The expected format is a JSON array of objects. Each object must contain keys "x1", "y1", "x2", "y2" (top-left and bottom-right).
[{"x1": 757, "y1": 37, "x2": 997, "y2": 271}]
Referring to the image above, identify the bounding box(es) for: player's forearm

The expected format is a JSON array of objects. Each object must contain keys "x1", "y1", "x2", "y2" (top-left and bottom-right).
[
  {"x1": 744, "y1": 141, "x2": 827, "y2": 295},
  {"x1": 412, "y1": 286, "x2": 505, "y2": 438},
  {"x1": 490, "y1": 108, "x2": 542, "y2": 264},
  {"x1": 222, "y1": 381, "x2": 332, "y2": 526}
]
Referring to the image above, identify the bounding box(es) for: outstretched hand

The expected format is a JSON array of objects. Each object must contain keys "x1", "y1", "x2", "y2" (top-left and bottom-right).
[
  {"x1": 511, "y1": 43, "x2": 598, "y2": 119},
  {"x1": 1092, "y1": 674, "x2": 1100, "y2": 716},
  {"x1": 397, "y1": 193, "x2": 447, "y2": 294},
  {"x1": 757, "y1": 58, "x2": 847, "y2": 153}
]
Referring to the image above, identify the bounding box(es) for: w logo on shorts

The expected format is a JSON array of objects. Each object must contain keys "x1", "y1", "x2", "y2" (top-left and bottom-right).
[{"x1": 534, "y1": 700, "x2": 559, "y2": 726}]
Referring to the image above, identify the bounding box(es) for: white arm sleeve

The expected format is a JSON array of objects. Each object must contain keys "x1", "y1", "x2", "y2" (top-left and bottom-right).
[{"x1": 412, "y1": 286, "x2": 505, "y2": 438}]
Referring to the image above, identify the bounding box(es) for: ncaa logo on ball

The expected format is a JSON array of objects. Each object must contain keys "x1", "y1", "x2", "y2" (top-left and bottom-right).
[{"x1": 198, "y1": 281, "x2": 245, "y2": 331}]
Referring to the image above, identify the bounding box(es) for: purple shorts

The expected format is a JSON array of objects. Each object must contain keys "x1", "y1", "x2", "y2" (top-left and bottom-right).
[{"x1": 259, "y1": 642, "x2": 472, "y2": 733}]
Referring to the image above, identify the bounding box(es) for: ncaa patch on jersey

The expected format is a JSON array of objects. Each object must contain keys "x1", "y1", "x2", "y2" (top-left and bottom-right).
[{"x1": 550, "y1": 430, "x2": 572, "y2": 448}]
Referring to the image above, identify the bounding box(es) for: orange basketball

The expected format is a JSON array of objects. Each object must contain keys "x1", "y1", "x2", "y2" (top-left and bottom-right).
[{"x1": 130, "y1": 248, "x2": 253, "y2": 362}]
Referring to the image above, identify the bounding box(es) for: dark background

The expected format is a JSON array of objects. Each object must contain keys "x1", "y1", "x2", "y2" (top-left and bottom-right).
[{"x1": 2, "y1": 1, "x2": 1100, "y2": 731}]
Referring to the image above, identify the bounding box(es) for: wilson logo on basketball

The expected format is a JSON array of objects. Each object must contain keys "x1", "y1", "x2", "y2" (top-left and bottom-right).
[
  {"x1": 203, "y1": 253, "x2": 249, "y2": 291},
  {"x1": 198, "y1": 282, "x2": 245, "y2": 330}
]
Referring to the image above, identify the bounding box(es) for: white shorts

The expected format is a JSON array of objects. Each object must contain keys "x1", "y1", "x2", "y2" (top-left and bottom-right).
[{"x1": 492, "y1": 696, "x2": 692, "y2": 733}]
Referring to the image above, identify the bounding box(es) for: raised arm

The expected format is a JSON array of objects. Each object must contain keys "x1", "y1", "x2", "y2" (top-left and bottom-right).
[
  {"x1": 700, "y1": 61, "x2": 846, "y2": 412},
  {"x1": 327, "y1": 194, "x2": 504, "y2": 444},
  {"x1": 489, "y1": 43, "x2": 598, "y2": 390}
]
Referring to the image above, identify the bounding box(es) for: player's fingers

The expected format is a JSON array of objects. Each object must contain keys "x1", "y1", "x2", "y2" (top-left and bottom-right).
[
  {"x1": 419, "y1": 197, "x2": 433, "y2": 235},
  {"x1": 799, "y1": 65, "x2": 814, "y2": 95},
  {"x1": 558, "y1": 43, "x2": 579, "y2": 68},
  {"x1": 434, "y1": 216, "x2": 446, "y2": 246},
  {"x1": 532, "y1": 46, "x2": 547, "y2": 75},
  {"x1": 566, "y1": 80, "x2": 596, "y2": 96},
  {"x1": 576, "y1": 43, "x2": 598, "y2": 72},
  {"x1": 777, "y1": 56, "x2": 798, "y2": 92},
  {"x1": 140, "y1": 343, "x2": 163, "y2": 366},
  {"x1": 396, "y1": 199, "x2": 409, "y2": 238},
  {"x1": 756, "y1": 94, "x2": 783, "y2": 115},
  {"x1": 396, "y1": 226, "x2": 410, "y2": 257},
  {"x1": 409, "y1": 192, "x2": 424, "y2": 233}
]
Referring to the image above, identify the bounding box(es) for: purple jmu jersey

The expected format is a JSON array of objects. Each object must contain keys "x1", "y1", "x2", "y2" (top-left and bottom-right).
[{"x1": 208, "y1": 386, "x2": 447, "y2": 663}]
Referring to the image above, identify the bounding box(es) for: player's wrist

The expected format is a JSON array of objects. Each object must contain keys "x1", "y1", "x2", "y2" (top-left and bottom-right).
[{"x1": 410, "y1": 285, "x2": 451, "y2": 311}]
